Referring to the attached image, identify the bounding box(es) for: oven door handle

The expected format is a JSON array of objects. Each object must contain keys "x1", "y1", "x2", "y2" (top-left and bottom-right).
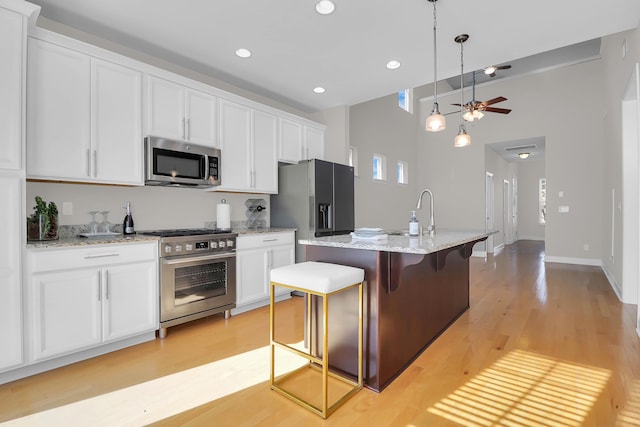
[{"x1": 162, "y1": 252, "x2": 235, "y2": 265}]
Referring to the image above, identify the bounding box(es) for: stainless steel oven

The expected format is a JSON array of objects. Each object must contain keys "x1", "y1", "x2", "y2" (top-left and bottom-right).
[{"x1": 143, "y1": 229, "x2": 236, "y2": 338}]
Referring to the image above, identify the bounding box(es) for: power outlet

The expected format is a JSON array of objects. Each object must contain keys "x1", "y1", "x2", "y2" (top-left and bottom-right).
[
  {"x1": 62, "y1": 201, "x2": 73, "y2": 216},
  {"x1": 583, "y1": 244, "x2": 590, "y2": 252}
]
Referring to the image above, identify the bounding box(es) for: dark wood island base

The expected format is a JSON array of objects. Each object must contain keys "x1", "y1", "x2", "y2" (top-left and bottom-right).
[{"x1": 304, "y1": 236, "x2": 488, "y2": 392}]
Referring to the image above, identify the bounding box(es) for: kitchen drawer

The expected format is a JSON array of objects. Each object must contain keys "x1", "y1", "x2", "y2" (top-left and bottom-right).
[
  {"x1": 28, "y1": 242, "x2": 158, "y2": 273},
  {"x1": 237, "y1": 232, "x2": 294, "y2": 250}
]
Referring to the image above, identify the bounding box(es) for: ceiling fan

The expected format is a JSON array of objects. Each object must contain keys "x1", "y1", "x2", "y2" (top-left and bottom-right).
[{"x1": 451, "y1": 70, "x2": 512, "y2": 121}]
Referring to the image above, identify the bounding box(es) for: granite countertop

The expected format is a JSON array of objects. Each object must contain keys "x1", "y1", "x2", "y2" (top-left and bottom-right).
[
  {"x1": 299, "y1": 230, "x2": 493, "y2": 255},
  {"x1": 26, "y1": 228, "x2": 296, "y2": 249}
]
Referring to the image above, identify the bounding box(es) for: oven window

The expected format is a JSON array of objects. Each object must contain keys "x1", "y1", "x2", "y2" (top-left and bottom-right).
[
  {"x1": 154, "y1": 148, "x2": 204, "y2": 179},
  {"x1": 174, "y1": 261, "x2": 227, "y2": 306}
]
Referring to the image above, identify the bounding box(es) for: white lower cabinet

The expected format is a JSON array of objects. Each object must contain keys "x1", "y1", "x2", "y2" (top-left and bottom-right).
[
  {"x1": 234, "y1": 232, "x2": 294, "y2": 314},
  {"x1": 26, "y1": 242, "x2": 158, "y2": 362}
]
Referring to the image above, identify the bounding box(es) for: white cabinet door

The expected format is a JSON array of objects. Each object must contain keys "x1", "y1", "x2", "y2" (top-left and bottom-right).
[
  {"x1": 102, "y1": 261, "x2": 157, "y2": 343},
  {"x1": 145, "y1": 76, "x2": 185, "y2": 140},
  {"x1": 186, "y1": 89, "x2": 217, "y2": 147},
  {"x1": 252, "y1": 110, "x2": 278, "y2": 194},
  {"x1": 0, "y1": 172, "x2": 23, "y2": 371},
  {"x1": 91, "y1": 59, "x2": 143, "y2": 185},
  {"x1": 304, "y1": 126, "x2": 325, "y2": 161},
  {"x1": 269, "y1": 245, "x2": 295, "y2": 297},
  {"x1": 30, "y1": 268, "x2": 102, "y2": 361},
  {"x1": 0, "y1": 8, "x2": 23, "y2": 170},
  {"x1": 236, "y1": 247, "x2": 269, "y2": 305},
  {"x1": 279, "y1": 118, "x2": 303, "y2": 164},
  {"x1": 218, "y1": 99, "x2": 252, "y2": 191},
  {"x1": 27, "y1": 38, "x2": 91, "y2": 180}
]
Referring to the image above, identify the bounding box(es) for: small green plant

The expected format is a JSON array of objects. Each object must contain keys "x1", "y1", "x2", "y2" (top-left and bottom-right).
[{"x1": 27, "y1": 196, "x2": 59, "y2": 240}]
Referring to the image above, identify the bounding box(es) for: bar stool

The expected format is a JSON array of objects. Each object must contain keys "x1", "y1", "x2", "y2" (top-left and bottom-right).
[{"x1": 269, "y1": 261, "x2": 364, "y2": 419}]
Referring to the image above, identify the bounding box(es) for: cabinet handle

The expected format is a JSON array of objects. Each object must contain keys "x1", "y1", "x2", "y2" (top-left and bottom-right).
[
  {"x1": 263, "y1": 238, "x2": 278, "y2": 242},
  {"x1": 186, "y1": 118, "x2": 191, "y2": 140},
  {"x1": 86, "y1": 149, "x2": 91, "y2": 177},
  {"x1": 84, "y1": 253, "x2": 120, "y2": 259},
  {"x1": 98, "y1": 273, "x2": 102, "y2": 301},
  {"x1": 93, "y1": 150, "x2": 97, "y2": 177},
  {"x1": 182, "y1": 118, "x2": 186, "y2": 139},
  {"x1": 105, "y1": 270, "x2": 109, "y2": 300}
]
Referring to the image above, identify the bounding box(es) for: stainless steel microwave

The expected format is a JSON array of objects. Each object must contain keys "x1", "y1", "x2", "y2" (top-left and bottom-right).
[{"x1": 145, "y1": 136, "x2": 221, "y2": 188}]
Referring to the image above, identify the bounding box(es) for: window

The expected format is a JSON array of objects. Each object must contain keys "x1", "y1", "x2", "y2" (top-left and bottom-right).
[
  {"x1": 348, "y1": 146, "x2": 359, "y2": 177},
  {"x1": 397, "y1": 161, "x2": 408, "y2": 184},
  {"x1": 539, "y1": 178, "x2": 546, "y2": 224},
  {"x1": 373, "y1": 153, "x2": 386, "y2": 181},
  {"x1": 398, "y1": 89, "x2": 413, "y2": 114}
]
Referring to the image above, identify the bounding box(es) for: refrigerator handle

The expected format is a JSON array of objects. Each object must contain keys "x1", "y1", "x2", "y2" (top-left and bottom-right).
[{"x1": 328, "y1": 204, "x2": 333, "y2": 229}]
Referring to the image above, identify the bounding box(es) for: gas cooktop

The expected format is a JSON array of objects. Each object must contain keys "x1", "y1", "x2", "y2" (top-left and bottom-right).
[{"x1": 141, "y1": 228, "x2": 233, "y2": 237}]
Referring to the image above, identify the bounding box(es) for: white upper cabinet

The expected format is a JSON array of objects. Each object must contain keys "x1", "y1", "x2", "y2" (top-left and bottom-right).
[
  {"x1": 0, "y1": 6, "x2": 25, "y2": 170},
  {"x1": 216, "y1": 99, "x2": 277, "y2": 194},
  {"x1": 278, "y1": 118, "x2": 325, "y2": 163},
  {"x1": 146, "y1": 75, "x2": 217, "y2": 147},
  {"x1": 27, "y1": 38, "x2": 143, "y2": 185}
]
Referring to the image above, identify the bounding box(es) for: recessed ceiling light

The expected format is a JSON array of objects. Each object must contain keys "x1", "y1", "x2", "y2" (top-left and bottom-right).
[
  {"x1": 313, "y1": 87, "x2": 326, "y2": 94},
  {"x1": 315, "y1": 0, "x2": 335, "y2": 15},
  {"x1": 235, "y1": 48, "x2": 251, "y2": 58},
  {"x1": 518, "y1": 152, "x2": 530, "y2": 159},
  {"x1": 386, "y1": 60, "x2": 401, "y2": 70}
]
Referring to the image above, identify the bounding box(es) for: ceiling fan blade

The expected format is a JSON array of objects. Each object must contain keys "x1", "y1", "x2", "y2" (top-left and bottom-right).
[
  {"x1": 497, "y1": 65, "x2": 512, "y2": 71},
  {"x1": 484, "y1": 107, "x2": 512, "y2": 114},
  {"x1": 483, "y1": 96, "x2": 507, "y2": 106}
]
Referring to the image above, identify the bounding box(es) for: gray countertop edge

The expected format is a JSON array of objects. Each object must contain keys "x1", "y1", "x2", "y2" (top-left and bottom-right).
[
  {"x1": 25, "y1": 228, "x2": 297, "y2": 249},
  {"x1": 299, "y1": 230, "x2": 495, "y2": 255}
]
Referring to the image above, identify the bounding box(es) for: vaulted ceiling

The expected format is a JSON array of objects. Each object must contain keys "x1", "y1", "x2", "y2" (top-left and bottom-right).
[{"x1": 28, "y1": 0, "x2": 640, "y2": 113}]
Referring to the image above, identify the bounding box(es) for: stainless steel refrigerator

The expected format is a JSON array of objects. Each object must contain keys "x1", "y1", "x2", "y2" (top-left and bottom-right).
[{"x1": 271, "y1": 159, "x2": 355, "y2": 262}]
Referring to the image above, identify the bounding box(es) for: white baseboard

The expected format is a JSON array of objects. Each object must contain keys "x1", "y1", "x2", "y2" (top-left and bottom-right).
[
  {"x1": 472, "y1": 250, "x2": 487, "y2": 257},
  {"x1": 601, "y1": 263, "x2": 624, "y2": 302},
  {"x1": 517, "y1": 235, "x2": 545, "y2": 241},
  {"x1": 543, "y1": 255, "x2": 602, "y2": 266}
]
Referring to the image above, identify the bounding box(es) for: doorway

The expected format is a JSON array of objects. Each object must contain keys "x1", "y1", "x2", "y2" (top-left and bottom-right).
[
  {"x1": 503, "y1": 179, "x2": 510, "y2": 244},
  {"x1": 622, "y1": 63, "x2": 640, "y2": 317}
]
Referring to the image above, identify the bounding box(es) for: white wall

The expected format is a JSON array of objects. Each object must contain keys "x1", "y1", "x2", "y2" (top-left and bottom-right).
[
  {"x1": 26, "y1": 182, "x2": 263, "y2": 231},
  {"x1": 417, "y1": 58, "x2": 605, "y2": 263},
  {"x1": 349, "y1": 93, "x2": 419, "y2": 230},
  {"x1": 517, "y1": 160, "x2": 546, "y2": 240},
  {"x1": 310, "y1": 105, "x2": 349, "y2": 165}
]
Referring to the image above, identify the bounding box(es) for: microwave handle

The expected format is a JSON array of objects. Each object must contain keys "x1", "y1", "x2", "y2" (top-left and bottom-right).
[{"x1": 204, "y1": 154, "x2": 210, "y2": 179}]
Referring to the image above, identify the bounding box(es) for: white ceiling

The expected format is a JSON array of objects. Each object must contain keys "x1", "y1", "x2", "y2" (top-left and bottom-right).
[{"x1": 27, "y1": 0, "x2": 640, "y2": 113}]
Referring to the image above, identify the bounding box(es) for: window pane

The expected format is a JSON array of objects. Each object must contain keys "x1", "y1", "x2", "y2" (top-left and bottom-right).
[{"x1": 539, "y1": 178, "x2": 546, "y2": 224}]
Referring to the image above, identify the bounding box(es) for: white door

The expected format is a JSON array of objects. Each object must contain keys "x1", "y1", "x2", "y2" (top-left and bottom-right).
[
  {"x1": 252, "y1": 109, "x2": 278, "y2": 193},
  {"x1": 304, "y1": 126, "x2": 325, "y2": 160},
  {"x1": 31, "y1": 268, "x2": 102, "y2": 361},
  {"x1": 236, "y1": 247, "x2": 270, "y2": 305},
  {"x1": 146, "y1": 76, "x2": 185, "y2": 140},
  {"x1": 102, "y1": 261, "x2": 157, "y2": 342},
  {"x1": 185, "y1": 89, "x2": 217, "y2": 147},
  {"x1": 279, "y1": 118, "x2": 303, "y2": 163},
  {"x1": 486, "y1": 172, "x2": 495, "y2": 253},
  {"x1": 91, "y1": 58, "x2": 143, "y2": 185},
  {"x1": 218, "y1": 99, "x2": 252, "y2": 191},
  {"x1": 269, "y1": 245, "x2": 295, "y2": 297},
  {"x1": 503, "y1": 180, "x2": 510, "y2": 245},
  {"x1": 0, "y1": 8, "x2": 24, "y2": 170},
  {"x1": 512, "y1": 177, "x2": 518, "y2": 241},
  {"x1": 27, "y1": 38, "x2": 91, "y2": 180},
  {"x1": 0, "y1": 172, "x2": 23, "y2": 370}
]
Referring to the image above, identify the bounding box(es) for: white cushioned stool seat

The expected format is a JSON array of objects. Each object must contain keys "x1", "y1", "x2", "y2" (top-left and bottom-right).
[{"x1": 270, "y1": 261, "x2": 365, "y2": 294}]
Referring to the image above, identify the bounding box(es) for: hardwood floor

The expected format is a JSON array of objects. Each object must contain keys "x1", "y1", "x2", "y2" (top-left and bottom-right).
[{"x1": 1, "y1": 240, "x2": 639, "y2": 426}]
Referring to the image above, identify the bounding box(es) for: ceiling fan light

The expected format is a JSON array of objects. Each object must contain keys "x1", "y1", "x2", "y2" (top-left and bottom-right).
[
  {"x1": 463, "y1": 110, "x2": 474, "y2": 122},
  {"x1": 484, "y1": 65, "x2": 497, "y2": 75},
  {"x1": 426, "y1": 105, "x2": 446, "y2": 132},
  {"x1": 519, "y1": 152, "x2": 530, "y2": 159},
  {"x1": 474, "y1": 110, "x2": 484, "y2": 120},
  {"x1": 454, "y1": 125, "x2": 471, "y2": 148}
]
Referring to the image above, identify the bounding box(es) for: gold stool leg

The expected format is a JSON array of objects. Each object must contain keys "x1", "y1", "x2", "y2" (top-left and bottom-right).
[{"x1": 269, "y1": 281, "x2": 275, "y2": 387}]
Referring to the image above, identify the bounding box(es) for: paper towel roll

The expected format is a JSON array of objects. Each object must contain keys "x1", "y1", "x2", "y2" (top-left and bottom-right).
[{"x1": 216, "y1": 200, "x2": 231, "y2": 230}]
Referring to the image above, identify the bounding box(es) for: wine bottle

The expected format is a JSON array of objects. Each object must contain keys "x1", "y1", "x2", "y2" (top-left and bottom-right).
[{"x1": 123, "y1": 201, "x2": 135, "y2": 235}]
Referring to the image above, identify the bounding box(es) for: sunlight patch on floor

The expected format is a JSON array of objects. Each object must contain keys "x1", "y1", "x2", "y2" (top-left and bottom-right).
[
  {"x1": 427, "y1": 349, "x2": 611, "y2": 427},
  {"x1": 0, "y1": 343, "x2": 307, "y2": 427},
  {"x1": 617, "y1": 378, "x2": 640, "y2": 426}
]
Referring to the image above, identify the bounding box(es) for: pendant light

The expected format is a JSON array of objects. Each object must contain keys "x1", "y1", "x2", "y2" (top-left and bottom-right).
[
  {"x1": 425, "y1": 0, "x2": 445, "y2": 132},
  {"x1": 454, "y1": 34, "x2": 471, "y2": 148}
]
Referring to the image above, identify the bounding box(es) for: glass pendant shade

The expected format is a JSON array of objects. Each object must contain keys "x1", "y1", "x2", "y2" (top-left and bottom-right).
[
  {"x1": 426, "y1": 105, "x2": 446, "y2": 131},
  {"x1": 463, "y1": 109, "x2": 484, "y2": 122},
  {"x1": 454, "y1": 125, "x2": 471, "y2": 148}
]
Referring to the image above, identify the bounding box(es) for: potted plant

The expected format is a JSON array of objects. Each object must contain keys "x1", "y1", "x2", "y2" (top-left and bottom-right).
[{"x1": 27, "y1": 196, "x2": 59, "y2": 241}]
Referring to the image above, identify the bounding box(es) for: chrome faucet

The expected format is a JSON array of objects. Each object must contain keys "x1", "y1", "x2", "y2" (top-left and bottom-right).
[{"x1": 416, "y1": 189, "x2": 436, "y2": 237}]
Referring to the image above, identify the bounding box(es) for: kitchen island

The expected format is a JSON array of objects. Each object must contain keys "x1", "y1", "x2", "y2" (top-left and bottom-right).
[{"x1": 299, "y1": 230, "x2": 490, "y2": 392}]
